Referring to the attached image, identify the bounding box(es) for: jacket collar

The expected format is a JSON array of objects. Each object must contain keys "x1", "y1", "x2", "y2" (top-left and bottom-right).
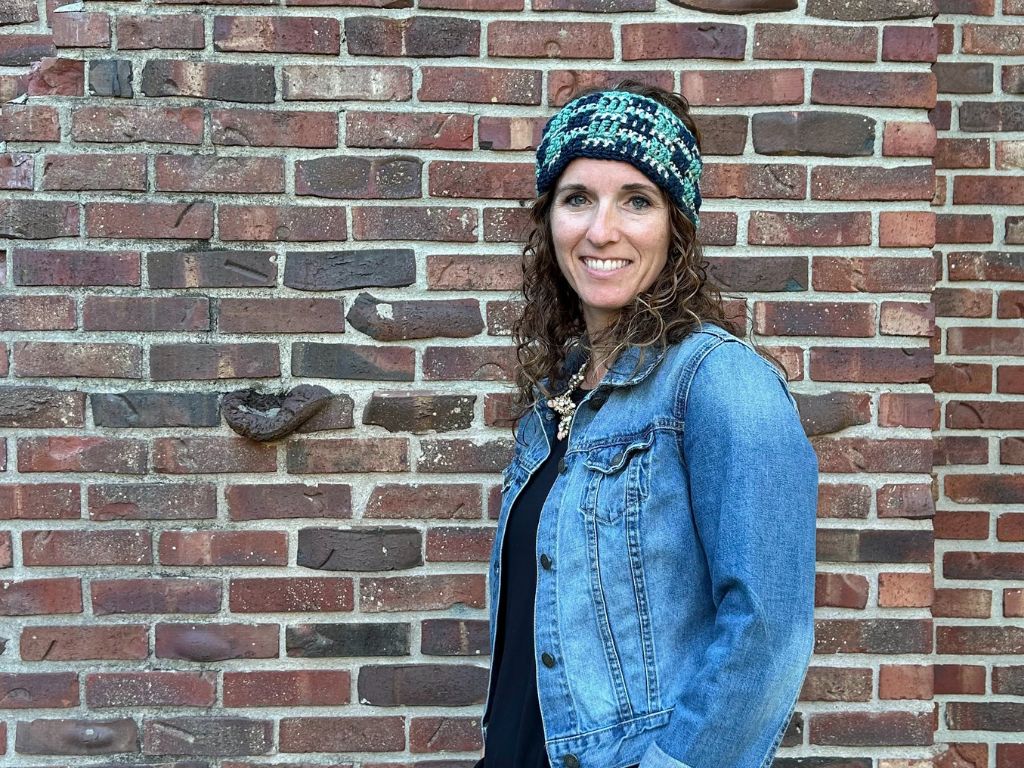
[{"x1": 534, "y1": 339, "x2": 668, "y2": 401}]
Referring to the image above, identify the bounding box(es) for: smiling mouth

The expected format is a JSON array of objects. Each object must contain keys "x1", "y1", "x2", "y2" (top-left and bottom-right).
[{"x1": 580, "y1": 257, "x2": 631, "y2": 272}]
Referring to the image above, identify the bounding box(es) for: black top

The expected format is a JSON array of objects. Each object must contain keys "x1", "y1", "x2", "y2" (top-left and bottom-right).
[{"x1": 484, "y1": 387, "x2": 589, "y2": 768}]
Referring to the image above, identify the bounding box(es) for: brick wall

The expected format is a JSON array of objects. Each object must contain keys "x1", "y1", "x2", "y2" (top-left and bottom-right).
[
  {"x1": 931, "y1": 3, "x2": 1024, "y2": 768},
  {"x1": 0, "y1": 0, "x2": 1020, "y2": 765}
]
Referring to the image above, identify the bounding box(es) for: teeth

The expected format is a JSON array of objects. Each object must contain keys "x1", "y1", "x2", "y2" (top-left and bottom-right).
[{"x1": 584, "y1": 258, "x2": 628, "y2": 271}]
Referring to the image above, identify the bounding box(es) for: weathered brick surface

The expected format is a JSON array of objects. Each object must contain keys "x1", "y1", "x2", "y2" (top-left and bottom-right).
[{"x1": 0, "y1": 0, "x2": 1016, "y2": 764}]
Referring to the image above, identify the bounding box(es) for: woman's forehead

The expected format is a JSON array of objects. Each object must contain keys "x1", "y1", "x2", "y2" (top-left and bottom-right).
[{"x1": 555, "y1": 158, "x2": 666, "y2": 199}]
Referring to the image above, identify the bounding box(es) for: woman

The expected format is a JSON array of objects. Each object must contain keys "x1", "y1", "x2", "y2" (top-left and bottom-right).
[{"x1": 478, "y1": 82, "x2": 819, "y2": 768}]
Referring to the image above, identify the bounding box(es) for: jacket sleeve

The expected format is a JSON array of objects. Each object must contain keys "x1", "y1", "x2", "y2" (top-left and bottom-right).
[{"x1": 640, "y1": 339, "x2": 818, "y2": 768}]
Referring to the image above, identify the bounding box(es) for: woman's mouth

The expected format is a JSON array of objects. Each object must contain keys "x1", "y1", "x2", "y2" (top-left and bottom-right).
[{"x1": 581, "y1": 257, "x2": 630, "y2": 273}]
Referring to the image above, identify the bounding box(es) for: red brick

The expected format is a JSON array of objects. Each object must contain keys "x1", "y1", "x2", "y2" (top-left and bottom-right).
[
  {"x1": 12, "y1": 341, "x2": 138, "y2": 379},
  {"x1": 809, "y1": 711, "x2": 932, "y2": 745},
  {"x1": 944, "y1": 551, "x2": 1024, "y2": 580},
  {"x1": 812, "y1": 70, "x2": 936, "y2": 108},
  {"x1": 360, "y1": 574, "x2": 485, "y2": 611},
  {"x1": 279, "y1": 716, "x2": 404, "y2": 753},
  {"x1": 0, "y1": 200, "x2": 79, "y2": 240},
  {"x1": 287, "y1": 438, "x2": 409, "y2": 474},
  {"x1": 21, "y1": 624, "x2": 148, "y2": 660},
  {"x1": 352, "y1": 206, "x2": 477, "y2": 242},
  {"x1": 347, "y1": 110, "x2": 473, "y2": 150},
  {"x1": 283, "y1": 65, "x2": 412, "y2": 101},
  {"x1": 217, "y1": 298, "x2": 345, "y2": 333},
  {"x1": 883, "y1": 122, "x2": 937, "y2": 158},
  {"x1": 878, "y1": 665, "x2": 932, "y2": 699},
  {"x1": 702, "y1": 163, "x2": 805, "y2": 200},
  {"x1": 0, "y1": 152, "x2": 33, "y2": 190},
  {"x1": 812, "y1": 256, "x2": 934, "y2": 293},
  {"x1": 963, "y1": 23, "x2": 1024, "y2": 54},
  {"x1": 117, "y1": 13, "x2": 204, "y2": 49},
  {"x1": 954, "y1": 175, "x2": 1024, "y2": 205},
  {"x1": 938, "y1": 625, "x2": 1024, "y2": 654},
  {"x1": 44, "y1": 153, "x2": 147, "y2": 191},
  {"x1": 547, "y1": 69, "x2": 674, "y2": 107},
  {"x1": 142, "y1": 716, "x2": 271, "y2": 756},
  {"x1": 0, "y1": 105, "x2": 60, "y2": 142},
  {"x1": 28, "y1": 57, "x2": 85, "y2": 97},
  {"x1": 622, "y1": 22, "x2": 744, "y2": 61},
  {"x1": 15, "y1": 717, "x2": 138, "y2": 754},
  {"x1": 812, "y1": 165, "x2": 934, "y2": 201},
  {"x1": 934, "y1": 288, "x2": 993, "y2": 318},
  {"x1": 0, "y1": 484, "x2": 79, "y2": 520},
  {"x1": 754, "y1": 23, "x2": 875, "y2": 61},
  {"x1": 426, "y1": 255, "x2": 521, "y2": 291},
  {"x1": 92, "y1": 578, "x2": 220, "y2": 614},
  {"x1": 215, "y1": 15, "x2": 340, "y2": 54},
  {"x1": 815, "y1": 571, "x2": 870, "y2": 608},
  {"x1": 1003, "y1": 588, "x2": 1024, "y2": 617},
  {"x1": 409, "y1": 716, "x2": 481, "y2": 752},
  {"x1": 86, "y1": 672, "x2": 216, "y2": 707},
  {"x1": 997, "y1": 140, "x2": 1024, "y2": 168},
  {"x1": 346, "y1": 16, "x2": 479, "y2": 57},
  {"x1": 230, "y1": 577, "x2": 354, "y2": 612},
  {"x1": 879, "y1": 211, "x2": 936, "y2": 247},
  {"x1": 997, "y1": 512, "x2": 1024, "y2": 541},
  {"x1": 141, "y1": 59, "x2": 274, "y2": 103},
  {"x1": 365, "y1": 483, "x2": 481, "y2": 519},
  {"x1": 934, "y1": 588, "x2": 992, "y2": 618},
  {"x1": 878, "y1": 571, "x2": 933, "y2": 607},
  {"x1": 156, "y1": 622, "x2": 279, "y2": 661},
  {"x1": 426, "y1": 526, "x2": 493, "y2": 562},
  {"x1": 71, "y1": 106, "x2": 203, "y2": 145},
  {"x1": 478, "y1": 116, "x2": 545, "y2": 151},
  {"x1": 682, "y1": 68, "x2": 803, "y2": 106},
  {"x1": 0, "y1": 577, "x2": 81, "y2": 616},
  {"x1": 18, "y1": 437, "x2": 146, "y2": 474},
  {"x1": 882, "y1": 25, "x2": 938, "y2": 62},
  {"x1": 86, "y1": 201, "x2": 213, "y2": 239},
  {"x1": 748, "y1": 211, "x2": 871, "y2": 246},
  {"x1": 754, "y1": 301, "x2": 874, "y2": 337},
  {"x1": 83, "y1": 296, "x2": 209, "y2": 332},
  {"x1": 22, "y1": 529, "x2": 151, "y2": 566},
  {"x1": 799, "y1": 666, "x2": 872, "y2": 702},
  {"x1": 429, "y1": 161, "x2": 534, "y2": 199},
  {"x1": 219, "y1": 204, "x2": 347, "y2": 241},
  {"x1": 51, "y1": 11, "x2": 110, "y2": 48},
  {"x1": 159, "y1": 531, "x2": 287, "y2": 566},
  {"x1": 810, "y1": 346, "x2": 933, "y2": 383},
  {"x1": 419, "y1": 66, "x2": 541, "y2": 105},
  {"x1": 227, "y1": 483, "x2": 352, "y2": 521},
  {"x1": 12, "y1": 249, "x2": 139, "y2": 286},
  {"x1": 89, "y1": 483, "x2": 216, "y2": 521},
  {"x1": 224, "y1": 670, "x2": 349, "y2": 706},
  {"x1": 937, "y1": 214, "x2": 994, "y2": 244},
  {"x1": 212, "y1": 109, "x2": 338, "y2": 148},
  {"x1": 934, "y1": 664, "x2": 986, "y2": 695},
  {"x1": 156, "y1": 155, "x2": 284, "y2": 193},
  {"x1": 423, "y1": 345, "x2": 516, "y2": 381},
  {"x1": 150, "y1": 342, "x2": 280, "y2": 380},
  {"x1": 152, "y1": 437, "x2": 277, "y2": 474},
  {"x1": 947, "y1": 326, "x2": 1024, "y2": 356},
  {"x1": 0, "y1": 672, "x2": 78, "y2": 708},
  {"x1": 876, "y1": 482, "x2": 935, "y2": 518}
]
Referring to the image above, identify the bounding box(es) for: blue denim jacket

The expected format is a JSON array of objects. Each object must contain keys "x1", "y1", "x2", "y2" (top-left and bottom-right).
[{"x1": 482, "y1": 321, "x2": 818, "y2": 768}]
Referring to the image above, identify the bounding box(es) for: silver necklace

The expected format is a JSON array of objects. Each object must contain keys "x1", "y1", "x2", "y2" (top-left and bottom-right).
[{"x1": 546, "y1": 360, "x2": 589, "y2": 441}]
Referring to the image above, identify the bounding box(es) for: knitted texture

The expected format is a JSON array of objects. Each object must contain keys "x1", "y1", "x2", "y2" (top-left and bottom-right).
[{"x1": 536, "y1": 91, "x2": 703, "y2": 228}]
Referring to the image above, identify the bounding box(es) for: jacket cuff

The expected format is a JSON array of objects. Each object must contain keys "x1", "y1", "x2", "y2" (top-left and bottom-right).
[{"x1": 639, "y1": 742, "x2": 696, "y2": 768}]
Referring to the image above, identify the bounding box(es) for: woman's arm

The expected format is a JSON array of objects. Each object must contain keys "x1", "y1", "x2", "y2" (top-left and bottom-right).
[{"x1": 641, "y1": 340, "x2": 819, "y2": 768}]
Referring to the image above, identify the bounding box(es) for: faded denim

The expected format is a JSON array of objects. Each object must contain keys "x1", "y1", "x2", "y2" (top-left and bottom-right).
[{"x1": 482, "y1": 321, "x2": 818, "y2": 768}]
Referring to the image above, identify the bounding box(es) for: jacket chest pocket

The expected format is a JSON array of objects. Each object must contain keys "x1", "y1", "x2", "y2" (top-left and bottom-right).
[{"x1": 580, "y1": 432, "x2": 655, "y2": 524}]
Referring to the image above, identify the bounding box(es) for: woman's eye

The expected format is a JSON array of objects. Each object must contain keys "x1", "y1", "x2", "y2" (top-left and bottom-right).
[
  {"x1": 565, "y1": 193, "x2": 587, "y2": 206},
  {"x1": 629, "y1": 195, "x2": 652, "y2": 210}
]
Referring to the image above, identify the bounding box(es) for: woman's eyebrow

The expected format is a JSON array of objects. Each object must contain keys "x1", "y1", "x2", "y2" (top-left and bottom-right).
[{"x1": 554, "y1": 182, "x2": 661, "y2": 194}]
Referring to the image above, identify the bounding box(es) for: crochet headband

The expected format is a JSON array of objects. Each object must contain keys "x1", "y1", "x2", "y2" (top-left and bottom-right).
[{"x1": 535, "y1": 90, "x2": 703, "y2": 228}]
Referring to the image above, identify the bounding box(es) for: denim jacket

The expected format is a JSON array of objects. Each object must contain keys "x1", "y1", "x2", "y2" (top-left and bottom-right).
[{"x1": 482, "y1": 321, "x2": 818, "y2": 768}]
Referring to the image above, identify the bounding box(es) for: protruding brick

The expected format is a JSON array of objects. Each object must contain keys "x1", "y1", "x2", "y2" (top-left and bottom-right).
[
  {"x1": 15, "y1": 718, "x2": 139, "y2": 755},
  {"x1": 297, "y1": 527, "x2": 422, "y2": 571},
  {"x1": 156, "y1": 623, "x2": 279, "y2": 661}
]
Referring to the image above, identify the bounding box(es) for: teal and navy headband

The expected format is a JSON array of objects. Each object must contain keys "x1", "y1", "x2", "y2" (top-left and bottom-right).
[{"x1": 535, "y1": 90, "x2": 703, "y2": 228}]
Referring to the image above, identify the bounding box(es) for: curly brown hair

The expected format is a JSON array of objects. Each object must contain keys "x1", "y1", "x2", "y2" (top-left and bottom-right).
[{"x1": 511, "y1": 79, "x2": 783, "y2": 415}]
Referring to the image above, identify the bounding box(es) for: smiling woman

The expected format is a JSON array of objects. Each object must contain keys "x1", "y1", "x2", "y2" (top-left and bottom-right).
[{"x1": 477, "y1": 81, "x2": 819, "y2": 768}]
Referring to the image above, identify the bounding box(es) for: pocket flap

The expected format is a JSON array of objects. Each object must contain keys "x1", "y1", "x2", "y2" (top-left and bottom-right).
[{"x1": 582, "y1": 432, "x2": 655, "y2": 474}]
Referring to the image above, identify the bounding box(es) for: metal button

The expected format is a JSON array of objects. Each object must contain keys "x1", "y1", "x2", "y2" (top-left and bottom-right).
[
  {"x1": 540, "y1": 553, "x2": 552, "y2": 570},
  {"x1": 541, "y1": 652, "x2": 555, "y2": 668},
  {"x1": 563, "y1": 755, "x2": 580, "y2": 768},
  {"x1": 557, "y1": 457, "x2": 567, "y2": 473},
  {"x1": 590, "y1": 392, "x2": 607, "y2": 409}
]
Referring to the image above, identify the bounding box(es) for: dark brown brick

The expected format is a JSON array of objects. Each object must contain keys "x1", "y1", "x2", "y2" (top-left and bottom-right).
[
  {"x1": 87, "y1": 59, "x2": 133, "y2": 98},
  {"x1": 150, "y1": 343, "x2": 280, "y2": 380},
  {"x1": 229, "y1": 577, "x2": 353, "y2": 612},
  {"x1": 944, "y1": 552, "x2": 1024, "y2": 580},
  {"x1": 15, "y1": 718, "x2": 139, "y2": 755},
  {"x1": 418, "y1": 439, "x2": 511, "y2": 474},
  {"x1": 348, "y1": 293, "x2": 483, "y2": 341},
  {"x1": 754, "y1": 23, "x2": 876, "y2": 61},
  {"x1": 410, "y1": 716, "x2": 482, "y2": 753},
  {"x1": 92, "y1": 578, "x2": 220, "y2": 615},
  {"x1": 622, "y1": 22, "x2": 744, "y2": 60},
  {"x1": 421, "y1": 618, "x2": 489, "y2": 656},
  {"x1": 814, "y1": 618, "x2": 932, "y2": 654},
  {"x1": 291, "y1": 342, "x2": 414, "y2": 381},
  {"x1": 141, "y1": 60, "x2": 275, "y2": 103},
  {"x1": 91, "y1": 391, "x2": 219, "y2": 428},
  {"x1": 946, "y1": 702, "x2": 1024, "y2": 732},
  {"x1": 226, "y1": 483, "x2": 352, "y2": 521},
  {"x1": 682, "y1": 68, "x2": 803, "y2": 106},
  {"x1": 426, "y1": 254, "x2": 521, "y2": 291},
  {"x1": 815, "y1": 572, "x2": 869, "y2": 608},
  {"x1": 0, "y1": 577, "x2": 81, "y2": 616},
  {"x1": 296, "y1": 156, "x2": 421, "y2": 199},
  {"x1": 346, "y1": 15, "x2": 480, "y2": 56},
  {"x1": 297, "y1": 527, "x2": 422, "y2": 571},
  {"x1": 812, "y1": 70, "x2": 936, "y2": 108},
  {"x1": 807, "y1": 0, "x2": 934, "y2": 20},
  {"x1": 364, "y1": 392, "x2": 476, "y2": 433},
  {"x1": 148, "y1": 250, "x2": 276, "y2": 288},
  {"x1": 89, "y1": 483, "x2": 216, "y2": 521},
  {"x1": 0, "y1": 387, "x2": 84, "y2": 429},
  {"x1": 809, "y1": 711, "x2": 932, "y2": 745},
  {"x1": 799, "y1": 666, "x2": 872, "y2": 701},
  {"x1": 286, "y1": 437, "x2": 409, "y2": 474},
  {"x1": 13, "y1": 249, "x2": 140, "y2": 286},
  {"x1": 423, "y1": 346, "x2": 516, "y2": 381},
  {"x1": 0, "y1": 105, "x2": 60, "y2": 142},
  {"x1": 287, "y1": 622, "x2": 410, "y2": 657},
  {"x1": 0, "y1": 200, "x2": 79, "y2": 240},
  {"x1": 751, "y1": 111, "x2": 875, "y2": 157},
  {"x1": 426, "y1": 526, "x2": 493, "y2": 562},
  {"x1": 152, "y1": 437, "x2": 276, "y2": 475},
  {"x1": 490, "y1": 20, "x2": 613, "y2": 58},
  {"x1": 14, "y1": 341, "x2": 141, "y2": 379},
  {"x1": 84, "y1": 296, "x2": 209, "y2": 331},
  {"x1": 817, "y1": 528, "x2": 933, "y2": 563},
  {"x1": 143, "y1": 717, "x2": 272, "y2": 756},
  {"x1": 358, "y1": 664, "x2": 487, "y2": 706},
  {"x1": 284, "y1": 248, "x2": 415, "y2": 290},
  {"x1": 217, "y1": 297, "x2": 345, "y2": 333},
  {"x1": 156, "y1": 623, "x2": 279, "y2": 661},
  {"x1": 547, "y1": 69, "x2": 674, "y2": 107}
]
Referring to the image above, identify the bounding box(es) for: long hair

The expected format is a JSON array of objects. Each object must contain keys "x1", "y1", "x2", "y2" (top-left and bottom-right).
[{"x1": 511, "y1": 79, "x2": 784, "y2": 416}]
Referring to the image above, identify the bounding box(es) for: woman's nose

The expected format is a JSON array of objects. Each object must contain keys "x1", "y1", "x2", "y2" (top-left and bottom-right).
[{"x1": 586, "y1": 202, "x2": 620, "y2": 245}]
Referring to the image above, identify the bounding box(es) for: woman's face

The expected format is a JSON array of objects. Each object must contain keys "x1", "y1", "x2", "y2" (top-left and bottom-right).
[{"x1": 550, "y1": 158, "x2": 672, "y2": 337}]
